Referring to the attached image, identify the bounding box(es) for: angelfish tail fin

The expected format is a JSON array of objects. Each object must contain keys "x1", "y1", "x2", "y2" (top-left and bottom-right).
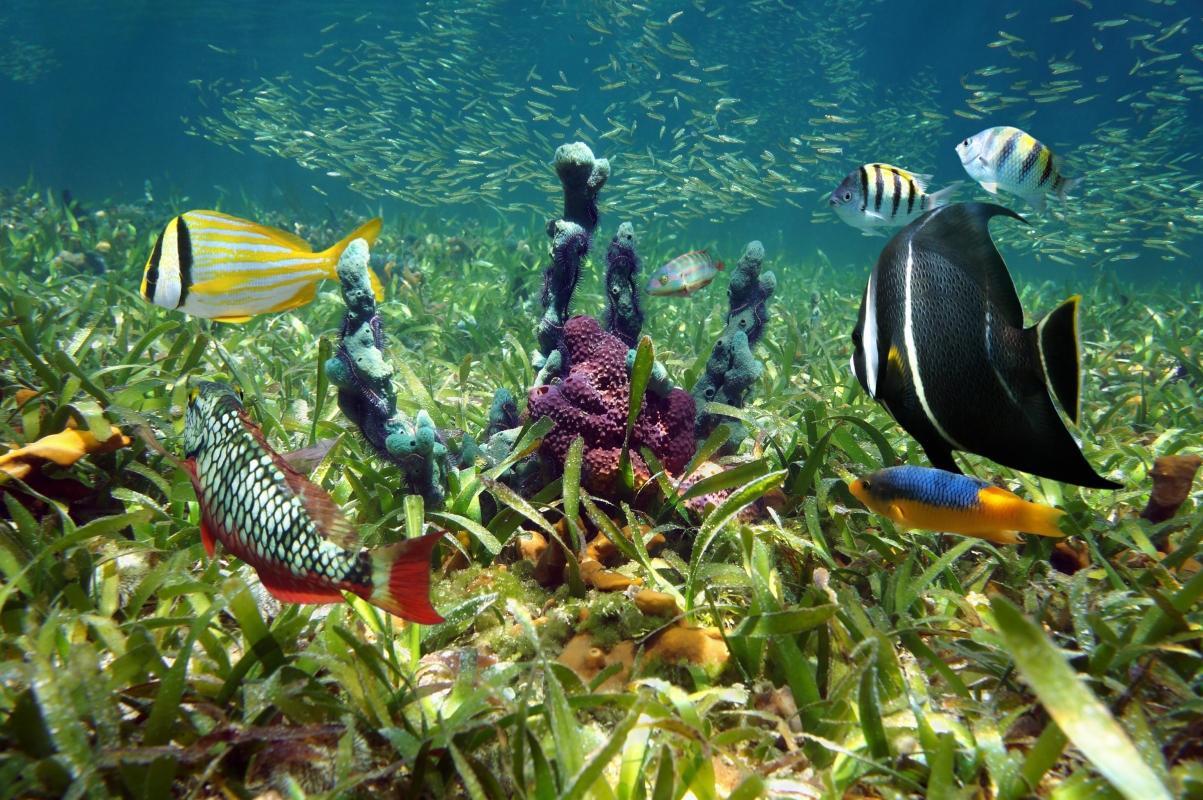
[
  {"x1": 322, "y1": 217, "x2": 385, "y2": 301},
  {"x1": 367, "y1": 530, "x2": 444, "y2": 623},
  {"x1": 1034, "y1": 296, "x2": 1082, "y2": 424}
]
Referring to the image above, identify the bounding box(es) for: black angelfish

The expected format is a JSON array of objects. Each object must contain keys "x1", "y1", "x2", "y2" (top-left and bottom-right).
[{"x1": 849, "y1": 202, "x2": 1119, "y2": 489}]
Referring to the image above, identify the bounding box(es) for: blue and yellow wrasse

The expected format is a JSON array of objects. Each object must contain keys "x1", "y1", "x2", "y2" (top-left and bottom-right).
[
  {"x1": 847, "y1": 465, "x2": 1066, "y2": 545},
  {"x1": 141, "y1": 210, "x2": 384, "y2": 323},
  {"x1": 181, "y1": 381, "x2": 443, "y2": 622},
  {"x1": 646, "y1": 250, "x2": 723, "y2": 296}
]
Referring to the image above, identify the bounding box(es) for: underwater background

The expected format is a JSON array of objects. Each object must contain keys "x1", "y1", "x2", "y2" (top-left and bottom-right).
[
  {"x1": 3, "y1": 0, "x2": 1201, "y2": 283},
  {"x1": 3, "y1": 1, "x2": 1203, "y2": 799}
]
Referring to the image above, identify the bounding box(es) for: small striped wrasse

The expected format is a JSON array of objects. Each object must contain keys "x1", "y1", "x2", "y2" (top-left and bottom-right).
[
  {"x1": 848, "y1": 465, "x2": 1066, "y2": 545},
  {"x1": 646, "y1": 250, "x2": 724, "y2": 296},
  {"x1": 829, "y1": 163, "x2": 960, "y2": 235},
  {"x1": 956, "y1": 126, "x2": 1081, "y2": 212},
  {"x1": 141, "y1": 210, "x2": 384, "y2": 323},
  {"x1": 181, "y1": 381, "x2": 443, "y2": 623}
]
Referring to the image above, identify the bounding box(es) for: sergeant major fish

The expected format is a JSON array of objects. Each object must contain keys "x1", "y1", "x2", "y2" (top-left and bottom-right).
[
  {"x1": 141, "y1": 210, "x2": 384, "y2": 323},
  {"x1": 848, "y1": 465, "x2": 1066, "y2": 545},
  {"x1": 850, "y1": 203, "x2": 1119, "y2": 489},
  {"x1": 181, "y1": 381, "x2": 443, "y2": 623},
  {"x1": 956, "y1": 126, "x2": 1081, "y2": 212},
  {"x1": 829, "y1": 163, "x2": 960, "y2": 235},
  {"x1": 646, "y1": 250, "x2": 723, "y2": 296}
]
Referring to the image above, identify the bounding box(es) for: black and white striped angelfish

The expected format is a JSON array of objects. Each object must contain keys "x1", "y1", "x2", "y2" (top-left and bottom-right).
[
  {"x1": 140, "y1": 210, "x2": 383, "y2": 323},
  {"x1": 829, "y1": 163, "x2": 960, "y2": 236},
  {"x1": 849, "y1": 202, "x2": 1119, "y2": 490},
  {"x1": 956, "y1": 126, "x2": 1081, "y2": 212}
]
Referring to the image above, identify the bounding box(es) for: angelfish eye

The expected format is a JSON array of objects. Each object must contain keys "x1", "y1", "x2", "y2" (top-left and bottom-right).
[
  {"x1": 962, "y1": 139, "x2": 969, "y2": 146},
  {"x1": 843, "y1": 191, "x2": 852, "y2": 201}
]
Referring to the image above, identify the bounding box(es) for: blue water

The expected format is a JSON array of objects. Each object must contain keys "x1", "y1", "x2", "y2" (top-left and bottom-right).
[{"x1": 2, "y1": 0, "x2": 1200, "y2": 283}]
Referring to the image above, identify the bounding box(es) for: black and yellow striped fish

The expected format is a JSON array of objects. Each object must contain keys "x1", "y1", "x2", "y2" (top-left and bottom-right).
[
  {"x1": 829, "y1": 163, "x2": 960, "y2": 235},
  {"x1": 957, "y1": 126, "x2": 1081, "y2": 212},
  {"x1": 140, "y1": 210, "x2": 383, "y2": 323}
]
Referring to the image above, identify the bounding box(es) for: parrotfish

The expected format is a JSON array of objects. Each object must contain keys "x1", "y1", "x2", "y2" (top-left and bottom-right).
[
  {"x1": 141, "y1": 210, "x2": 384, "y2": 323},
  {"x1": 850, "y1": 202, "x2": 1119, "y2": 489},
  {"x1": 848, "y1": 465, "x2": 1066, "y2": 545},
  {"x1": 646, "y1": 250, "x2": 723, "y2": 296},
  {"x1": 956, "y1": 126, "x2": 1081, "y2": 212},
  {"x1": 181, "y1": 381, "x2": 443, "y2": 623},
  {"x1": 829, "y1": 163, "x2": 960, "y2": 235}
]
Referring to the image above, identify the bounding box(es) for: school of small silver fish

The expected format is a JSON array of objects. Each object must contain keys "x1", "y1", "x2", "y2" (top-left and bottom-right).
[{"x1": 186, "y1": 2, "x2": 1203, "y2": 267}]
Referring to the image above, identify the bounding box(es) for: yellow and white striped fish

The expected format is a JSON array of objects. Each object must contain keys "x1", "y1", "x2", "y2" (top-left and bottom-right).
[
  {"x1": 829, "y1": 163, "x2": 960, "y2": 236},
  {"x1": 140, "y1": 210, "x2": 383, "y2": 323},
  {"x1": 956, "y1": 126, "x2": 1081, "y2": 212}
]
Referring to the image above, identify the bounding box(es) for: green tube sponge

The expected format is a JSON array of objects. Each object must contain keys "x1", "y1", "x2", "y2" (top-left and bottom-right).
[{"x1": 691, "y1": 240, "x2": 777, "y2": 452}]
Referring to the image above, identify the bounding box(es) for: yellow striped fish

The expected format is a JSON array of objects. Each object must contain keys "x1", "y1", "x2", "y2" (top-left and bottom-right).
[
  {"x1": 829, "y1": 163, "x2": 960, "y2": 235},
  {"x1": 956, "y1": 126, "x2": 1081, "y2": 212},
  {"x1": 140, "y1": 211, "x2": 383, "y2": 323}
]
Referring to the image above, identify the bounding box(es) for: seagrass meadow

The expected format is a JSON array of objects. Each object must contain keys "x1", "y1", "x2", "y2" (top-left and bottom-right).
[{"x1": 0, "y1": 164, "x2": 1201, "y2": 800}]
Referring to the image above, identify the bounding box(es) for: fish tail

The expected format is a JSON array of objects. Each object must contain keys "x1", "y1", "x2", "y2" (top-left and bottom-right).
[
  {"x1": 321, "y1": 217, "x2": 385, "y2": 301},
  {"x1": 1018, "y1": 501, "x2": 1068, "y2": 538},
  {"x1": 1055, "y1": 175, "x2": 1082, "y2": 201},
  {"x1": 923, "y1": 181, "x2": 961, "y2": 211},
  {"x1": 367, "y1": 530, "x2": 444, "y2": 623},
  {"x1": 1033, "y1": 296, "x2": 1081, "y2": 424}
]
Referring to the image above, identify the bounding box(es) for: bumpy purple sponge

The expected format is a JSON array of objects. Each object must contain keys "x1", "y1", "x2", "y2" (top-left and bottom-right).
[{"x1": 527, "y1": 316, "x2": 695, "y2": 491}]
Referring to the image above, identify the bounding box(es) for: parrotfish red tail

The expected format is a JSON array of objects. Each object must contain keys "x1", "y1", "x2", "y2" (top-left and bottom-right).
[
  {"x1": 321, "y1": 217, "x2": 385, "y2": 301},
  {"x1": 365, "y1": 530, "x2": 445, "y2": 623},
  {"x1": 1034, "y1": 296, "x2": 1082, "y2": 424}
]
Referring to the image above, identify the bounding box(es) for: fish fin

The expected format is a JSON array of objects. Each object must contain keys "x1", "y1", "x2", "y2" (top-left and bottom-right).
[
  {"x1": 211, "y1": 315, "x2": 254, "y2": 324},
  {"x1": 367, "y1": 531, "x2": 445, "y2": 623},
  {"x1": 861, "y1": 229, "x2": 886, "y2": 237},
  {"x1": 924, "y1": 181, "x2": 962, "y2": 210},
  {"x1": 979, "y1": 181, "x2": 1000, "y2": 194},
  {"x1": 921, "y1": 440, "x2": 961, "y2": 474},
  {"x1": 1028, "y1": 193, "x2": 1047, "y2": 213},
  {"x1": 199, "y1": 520, "x2": 217, "y2": 558},
  {"x1": 900, "y1": 202, "x2": 1028, "y2": 327},
  {"x1": 975, "y1": 528, "x2": 1023, "y2": 546},
  {"x1": 257, "y1": 569, "x2": 345, "y2": 605},
  {"x1": 1034, "y1": 296, "x2": 1082, "y2": 424},
  {"x1": 320, "y1": 217, "x2": 385, "y2": 300},
  {"x1": 909, "y1": 172, "x2": 933, "y2": 192},
  {"x1": 862, "y1": 208, "x2": 887, "y2": 221},
  {"x1": 888, "y1": 503, "x2": 911, "y2": 527},
  {"x1": 715, "y1": 260, "x2": 725, "y2": 271},
  {"x1": 238, "y1": 410, "x2": 361, "y2": 550},
  {"x1": 1056, "y1": 176, "x2": 1082, "y2": 201}
]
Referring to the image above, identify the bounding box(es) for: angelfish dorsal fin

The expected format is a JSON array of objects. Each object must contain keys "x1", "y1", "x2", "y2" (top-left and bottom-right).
[
  {"x1": 239, "y1": 410, "x2": 361, "y2": 550},
  {"x1": 906, "y1": 203, "x2": 1028, "y2": 327}
]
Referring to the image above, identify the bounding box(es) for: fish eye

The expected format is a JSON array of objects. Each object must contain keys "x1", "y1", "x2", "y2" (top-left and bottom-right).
[
  {"x1": 843, "y1": 191, "x2": 852, "y2": 201},
  {"x1": 659, "y1": 275, "x2": 669, "y2": 285},
  {"x1": 862, "y1": 479, "x2": 872, "y2": 490},
  {"x1": 962, "y1": 139, "x2": 969, "y2": 146}
]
